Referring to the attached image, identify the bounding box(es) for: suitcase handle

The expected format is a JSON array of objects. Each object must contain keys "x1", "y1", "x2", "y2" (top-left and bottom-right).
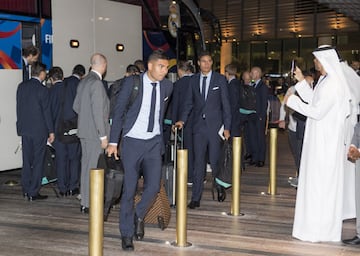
[{"x1": 174, "y1": 126, "x2": 184, "y2": 150}]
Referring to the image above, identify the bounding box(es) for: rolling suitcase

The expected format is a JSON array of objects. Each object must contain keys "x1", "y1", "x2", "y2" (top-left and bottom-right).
[
  {"x1": 135, "y1": 179, "x2": 171, "y2": 230},
  {"x1": 162, "y1": 127, "x2": 183, "y2": 206}
]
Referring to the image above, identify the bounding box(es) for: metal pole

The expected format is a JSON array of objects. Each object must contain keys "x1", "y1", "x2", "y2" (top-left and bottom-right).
[
  {"x1": 89, "y1": 168, "x2": 104, "y2": 256},
  {"x1": 231, "y1": 137, "x2": 242, "y2": 216},
  {"x1": 173, "y1": 149, "x2": 191, "y2": 247},
  {"x1": 268, "y1": 128, "x2": 278, "y2": 195}
]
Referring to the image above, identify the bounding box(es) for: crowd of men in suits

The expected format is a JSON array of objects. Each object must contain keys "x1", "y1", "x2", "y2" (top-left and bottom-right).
[{"x1": 17, "y1": 46, "x2": 275, "y2": 251}]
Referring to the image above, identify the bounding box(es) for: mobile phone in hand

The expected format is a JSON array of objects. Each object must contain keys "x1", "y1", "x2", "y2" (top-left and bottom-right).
[{"x1": 290, "y1": 59, "x2": 297, "y2": 74}]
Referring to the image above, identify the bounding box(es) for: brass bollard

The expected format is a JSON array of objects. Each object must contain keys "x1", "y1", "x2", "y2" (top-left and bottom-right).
[
  {"x1": 231, "y1": 137, "x2": 242, "y2": 216},
  {"x1": 173, "y1": 149, "x2": 191, "y2": 247},
  {"x1": 268, "y1": 128, "x2": 278, "y2": 195},
  {"x1": 89, "y1": 169, "x2": 104, "y2": 256}
]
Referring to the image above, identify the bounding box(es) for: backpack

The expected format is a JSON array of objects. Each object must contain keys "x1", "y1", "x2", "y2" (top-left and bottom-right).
[
  {"x1": 239, "y1": 84, "x2": 256, "y2": 111},
  {"x1": 268, "y1": 94, "x2": 281, "y2": 123},
  {"x1": 57, "y1": 80, "x2": 79, "y2": 144},
  {"x1": 109, "y1": 75, "x2": 140, "y2": 123}
]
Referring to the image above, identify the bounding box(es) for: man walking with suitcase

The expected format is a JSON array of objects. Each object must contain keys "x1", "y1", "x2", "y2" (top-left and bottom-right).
[
  {"x1": 107, "y1": 50, "x2": 173, "y2": 251},
  {"x1": 174, "y1": 51, "x2": 232, "y2": 208}
]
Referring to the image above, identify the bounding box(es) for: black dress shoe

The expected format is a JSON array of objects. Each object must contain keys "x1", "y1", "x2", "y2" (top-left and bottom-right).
[
  {"x1": 59, "y1": 191, "x2": 68, "y2": 197},
  {"x1": 134, "y1": 216, "x2": 144, "y2": 240},
  {"x1": 343, "y1": 236, "x2": 360, "y2": 245},
  {"x1": 28, "y1": 194, "x2": 48, "y2": 201},
  {"x1": 256, "y1": 161, "x2": 264, "y2": 167},
  {"x1": 121, "y1": 236, "x2": 134, "y2": 251},
  {"x1": 248, "y1": 161, "x2": 256, "y2": 166},
  {"x1": 187, "y1": 201, "x2": 200, "y2": 209},
  {"x1": 244, "y1": 153, "x2": 252, "y2": 160},
  {"x1": 104, "y1": 208, "x2": 110, "y2": 222},
  {"x1": 80, "y1": 205, "x2": 89, "y2": 214},
  {"x1": 216, "y1": 184, "x2": 226, "y2": 202},
  {"x1": 69, "y1": 188, "x2": 80, "y2": 196}
]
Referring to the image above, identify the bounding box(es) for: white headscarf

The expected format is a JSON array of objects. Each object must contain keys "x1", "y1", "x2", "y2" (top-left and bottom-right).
[
  {"x1": 341, "y1": 60, "x2": 360, "y2": 114},
  {"x1": 312, "y1": 45, "x2": 352, "y2": 118}
]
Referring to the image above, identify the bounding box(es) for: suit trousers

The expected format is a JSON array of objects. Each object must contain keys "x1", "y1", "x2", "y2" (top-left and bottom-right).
[
  {"x1": 248, "y1": 115, "x2": 266, "y2": 162},
  {"x1": 21, "y1": 135, "x2": 47, "y2": 196},
  {"x1": 183, "y1": 124, "x2": 194, "y2": 183},
  {"x1": 79, "y1": 138, "x2": 102, "y2": 208},
  {"x1": 288, "y1": 130, "x2": 303, "y2": 172},
  {"x1": 54, "y1": 140, "x2": 81, "y2": 192},
  {"x1": 119, "y1": 136, "x2": 162, "y2": 237},
  {"x1": 192, "y1": 128, "x2": 222, "y2": 202}
]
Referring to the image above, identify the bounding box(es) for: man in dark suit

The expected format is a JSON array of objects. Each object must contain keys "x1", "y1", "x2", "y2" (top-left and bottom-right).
[
  {"x1": 172, "y1": 60, "x2": 195, "y2": 183},
  {"x1": 248, "y1": 66, "x2": 268, "y2": 167},
  {"x1": 49, "y1": 65, "x2": 85, "y2": 197},
  {"x1": 224, "y1": 63, "x2": 241, "y2": 137},
  {"x1": 239, "y1": 71, "x2": 256, "y2": 162},
  {"x1": 16, "y1": 62, "x2": 54, "y2": 201},
  {"x1": 107, "y1": 50, "x2": 172, "y2": 251},
  {"x1": 175, "y1": 51, "x2": 231, "y2": 208},
  {"x1": 73, "y1": 54, "x2": 109, "y2": 213},
  {"x1": 22, "y1": 46, "x2": 39, "y2": 82}
]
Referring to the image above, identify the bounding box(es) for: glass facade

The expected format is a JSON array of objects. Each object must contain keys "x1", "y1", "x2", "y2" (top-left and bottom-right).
[
  {"x1": 205, "y1": 31, "x2": 359, "y2": 76},
  {"x1": 197, "y1": 0, "x2": 360, "y2": 76}
]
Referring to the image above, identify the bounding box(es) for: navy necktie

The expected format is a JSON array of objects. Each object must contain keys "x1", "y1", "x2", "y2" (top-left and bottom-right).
[
  {"x1": 147, "y1": 82, "x2": 157, "y2": 132},
  {"x1": 201, "y1": 76, "x2": 207, "y2": 99}
]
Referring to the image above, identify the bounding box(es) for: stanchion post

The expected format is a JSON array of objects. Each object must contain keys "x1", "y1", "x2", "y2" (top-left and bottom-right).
[
  {"x1": 268, "y1": 128, "x2": 278, "y2": 195},
  {"x1": 89, "y1": 168, "x2": 104, "y2": 256},
  {"x1": 230, "y1": 137, "x2": 242, "y2": 216},
  {"x1": 173, "y1": 149, "x2": 191, "y2": 247}
]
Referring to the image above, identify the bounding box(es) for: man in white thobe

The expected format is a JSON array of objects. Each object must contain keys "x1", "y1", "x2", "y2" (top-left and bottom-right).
[{"x1": 284, "y1": 45, "x2": 352, "y2": 242}]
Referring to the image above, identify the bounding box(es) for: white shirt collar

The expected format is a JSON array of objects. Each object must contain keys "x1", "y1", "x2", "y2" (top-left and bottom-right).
[
  {"x1": 201, "y1": 70, "x2": 212, "y2": 79},
  {"x1": 91, "y1": 70, "x2": 102, "y2": 80},
  {"x1": 228, "y1": 75, "x2": 235, "y2": 83},
  {"x1": 144, "y1": 72, "x2": 158, "y2": 85},
  {"x1": 22, "y1": 56, "x2": 28, "y2": 66}
]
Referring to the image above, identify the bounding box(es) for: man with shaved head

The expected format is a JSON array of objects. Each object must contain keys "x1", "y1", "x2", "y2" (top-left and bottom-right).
[{"x1": 73, "y1": 53, "x2": 110, "y2": 213}]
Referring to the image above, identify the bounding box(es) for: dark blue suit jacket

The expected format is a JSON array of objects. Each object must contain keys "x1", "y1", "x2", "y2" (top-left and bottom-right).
[
  {"x1": 22, "y1": 58, "x2": 29, "y2": 82},
  {"x1": 172, "y1": 75, "x2": 193, "y2": 127},
  {"x1": 50, "y1": 81, "x2": 63, "y2": 130},
  {"x1": 50, "y1": 76, "x2": 79, "y2": 133},
  {"x1": 62, "y1": 75, "x2": 81, "y2": 121},
  {"x1": 109, "y1": 73, "x2": 173, "y2": 146},
  {"x1": 16, "y1": 78, "x2": 54, "y2": 137},
  {"x1": 255, "y1": 80, "x2": 268, "y2": 120},
  {"x1": 228, "y1": 78, "x2": 241, "y2": 137},
  {"x1": 181, "y1": 72, "x2": 231, "y2": 135}
]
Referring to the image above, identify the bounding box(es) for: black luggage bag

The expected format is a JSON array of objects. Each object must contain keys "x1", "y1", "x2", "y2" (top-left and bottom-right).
[
  {"x1": 97, "y1": 153, "x2": 124, "y2": 221},
  {"x1": 41, "y1": 144, "x2": 59, "y2": 197},
  {"x1": 42, "y1": 144, "x2": 57, "y2": 185}
]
